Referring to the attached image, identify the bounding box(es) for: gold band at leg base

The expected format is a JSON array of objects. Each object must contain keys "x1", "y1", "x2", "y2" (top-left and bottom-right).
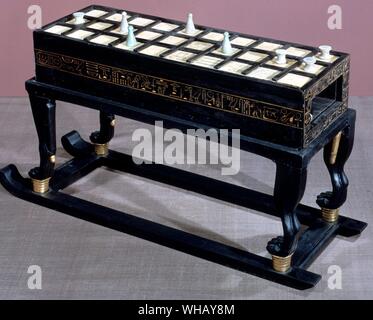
[
  {"x1": 272, "y1": 254, "x2": 293, "y2": 273},
  {"x1": 321, "y1": 207, "x2": 339, "y2": 223},
  {"x1": 31, "y1": 177, "x2": 51, "y2": 194},
  {"x1": 94, "y1": 143, "x2": 108, "y2": 156}
]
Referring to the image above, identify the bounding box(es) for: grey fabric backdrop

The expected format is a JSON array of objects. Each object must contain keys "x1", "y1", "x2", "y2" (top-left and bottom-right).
[{"x1": 0, "y1": 96, "x2": 372, "y2": 299}]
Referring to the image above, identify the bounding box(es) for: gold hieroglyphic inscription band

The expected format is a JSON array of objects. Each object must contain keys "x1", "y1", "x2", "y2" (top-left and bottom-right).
[{"x1": 35, "y1": 50, "x2": 303, "y2": 129}]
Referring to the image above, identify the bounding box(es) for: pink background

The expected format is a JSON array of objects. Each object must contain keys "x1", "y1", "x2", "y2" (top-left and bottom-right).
[{"x1": 1, "y1": 0, "x2": 372, "y2": 96}]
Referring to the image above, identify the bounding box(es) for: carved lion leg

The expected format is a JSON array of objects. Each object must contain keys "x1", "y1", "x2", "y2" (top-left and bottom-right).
[
  {"x1": 90, "y1": 112, "x2": 116, "y2": 156},
  {"x1": 317, "y1": 122, "x2": 355, "y2": 223},
  {"x1": 267, "y1": 163, "x2": 307, "y2": 272},
  {"x1": 28, "y1": 95, "x2": 56, "y2": 193}
]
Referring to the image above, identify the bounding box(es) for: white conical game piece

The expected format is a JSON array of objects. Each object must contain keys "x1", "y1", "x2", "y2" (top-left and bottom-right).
[
  {"x1": 126, "y1": 25, "x2": 137, "y2": 47},
  {"x1": 275, "y1": 49, "x2": 287, "y2": 65},
  {"x1": 319, "y1": 45, "x2": 332, "y2": 60},
  {"x1": 185, "y1": 13, "x2": 196, "y2": 35},
  {"x1": 221, "y1": 32, "x2": 233, "y2": 55},
  {"x1": 73, "y1": 12, "x2": 85, "y2": 24},
  {"x1": 120, "y1": 11, "x2": 129, "y2": 33}
]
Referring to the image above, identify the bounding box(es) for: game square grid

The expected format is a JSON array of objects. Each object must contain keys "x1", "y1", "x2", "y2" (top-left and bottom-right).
[{"x1": 48, "y1": 9, "x2": 342, "y2": 89}]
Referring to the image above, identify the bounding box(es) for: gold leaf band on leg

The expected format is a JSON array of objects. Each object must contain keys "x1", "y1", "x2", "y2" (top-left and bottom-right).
[
  {"x1": 271, "y1": 254, "x2": 293, "y2": 272},
  {"x1": 94, "y1": 143, "x2": 108, "y2": 156},
  {"x1": 329, "y1": 131, "x2": 342, "y2": 165},
  {"x1": 31, "y1": 177, "x2": 51, "y2": 194},
  {"x1": 321, "y1": 207, "x2": 339, "y2": 223}
]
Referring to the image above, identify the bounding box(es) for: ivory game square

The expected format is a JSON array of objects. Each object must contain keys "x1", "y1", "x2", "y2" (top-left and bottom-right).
[
  {"x1": 191, "y1": 56, "x2": 223, "y2": 69},
  {"x1": 159, "y1": 36, "x2": 188, "y2": 46},
  {"x1": 105, "y1": 13, "x2": 131, "y2": 22},
  {"x1": 247, "y1": 67, "x2": 279, "y2": 80},
  {"x1": 254, "y1": 42, "x2": 283, "y2": 51},
  {"x1": 218, "y1": 61, "x2": 249, "y2": 74},
  {"x1": 266, "y1": 58, "x2": 297, "y2": 68},
  {"x1": 185, "y1": 41, "x2": 214, "y2": 51},
  {"x1": 177, "y1": 29, "x2": 202, "y2": 37},
  {"x1": 295, "y1": 63, "x2": 325, "y2": 75},
  {"x1": 231, "y1": 37, "x2": 256, "y2": 47},
  {"x1": 66, "y1": 17, "x2": 88, "y2": 25},
  {"x1": 201, "y1": 32, "x2": 225, "y2": 42},
  {"x1": 66, "y1": 30, "x2": 94, "y2": 40},
  {"x1": 110, "y1": 26, "x2": 137, "y2": 35},
  {"x1": 286, "y1": 47, "x2": 311, "y2": 57},
  {"x1": 165, "y1": 50, "x2": 196, "y2": 62},
  {"x1": 152, "y1": 22, "x2": 179, "y2": 32},
  {"x1": 238, "y1": 51, "x2": 268, "y2": 62},
  {"x1": 136, "y1": 31, "x2": 162, "y2": 41},
  {"x1": 212, "y1": 47, "x2": 240, "y2": 56},
  {"x1": 45, "y1": 25, "x2": 71, "y2": 35},
  {"x1": 85, "y1": 9, "x2": 107, "y2": 18},
  {"x1": 140, "y1": 45, "x2": 169, "y2": 57},
  {"x1": 87, "y1": 22, "x2": 113, "y2": 31},
  {"x1": 130, "y1": 17, "x2": 154, "y2": 26},
  {"x1": 277, "y1": 73, "x2": 312, "y2": 87},
  {"x1": 89, "y1": 35, "x2": 118, "y2": 46},
  {"x1": 316, "y1": 53, "x2": 339, "y2": 63},
  {"x1": 115, "y1": 41, "x2": 143, "y2": 51}
]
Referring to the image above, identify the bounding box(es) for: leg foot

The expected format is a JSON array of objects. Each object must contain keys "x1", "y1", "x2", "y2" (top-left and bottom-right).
[{"x1": 90, "y1": 112, "x2": 115, "y2": 156}]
